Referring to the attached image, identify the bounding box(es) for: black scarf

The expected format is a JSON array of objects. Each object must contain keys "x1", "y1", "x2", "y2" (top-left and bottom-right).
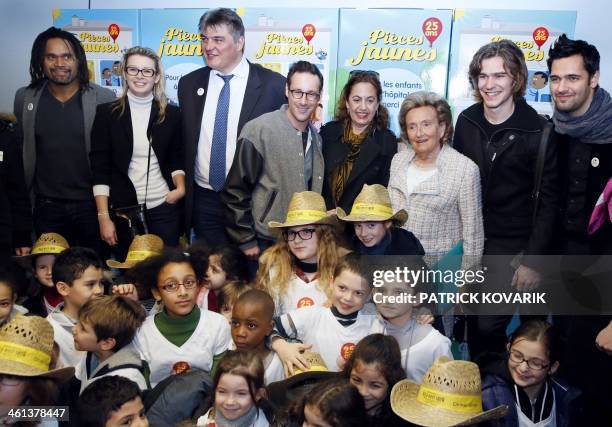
[{"x1": 553, "y1": 87, "x2": 612, "y2": 144}]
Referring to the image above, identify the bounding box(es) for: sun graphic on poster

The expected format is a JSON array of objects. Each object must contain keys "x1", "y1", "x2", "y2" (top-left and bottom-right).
[{"x1": 52, "y1": 8, "x2": 61, "y2": 21}]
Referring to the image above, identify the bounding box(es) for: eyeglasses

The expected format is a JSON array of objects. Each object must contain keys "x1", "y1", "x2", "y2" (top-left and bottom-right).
[
  {"x1": 288, "y1": 89, "x2": 320, "y2": 102},
  {"x1": 349, "y1": 70, "x2": 380, "y2": 79},
  {"x1": 125, "y1": 66, "x2": 156, "y2": 78},
  {"x1": 44, "y1": 53, "x2": 75, "y2": 63},
  {"x1": 284, "y1": 228, "x2": 317, "y2": 242},
  {"x1": 0, "y1": 375, "x2": 22, "y2": 387},
  {"x1": 160, "y1": 277, "x2": 198, "y2": 293},
  {"x1": 508, "y1": 350, "x2": 550, "y2": 370}
]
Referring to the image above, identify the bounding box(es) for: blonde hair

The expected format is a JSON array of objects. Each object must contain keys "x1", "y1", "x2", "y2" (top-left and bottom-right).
[
  {"x1": 112, "y1": 46, "x2": 168, "y2": 123},
  {"x1": 217, "y1": 280, "x2": 253, "y2": 310},
  {"x1": 256, "y1": 225, "x2": 342, "y2": 301}
]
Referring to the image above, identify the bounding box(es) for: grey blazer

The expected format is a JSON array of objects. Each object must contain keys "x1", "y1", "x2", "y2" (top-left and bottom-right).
[
  {"x1": 388, "y1": 144, "x2": 484, "y2": 269},
  {"x1": 13, "y1": 81, "x2": 115, "y2": 190}
]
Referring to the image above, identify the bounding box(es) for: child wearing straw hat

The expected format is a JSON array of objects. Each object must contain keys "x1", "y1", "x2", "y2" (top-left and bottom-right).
[
  {"x1": 390, "y1": 356, "x2": 508, "y2": 427},
  {"x1": 0, "y1": 314, "x2": 75, "y2": 424},
  {"x1": 257, "y1": 191, "x2": 346, "y2": 316},
  {"x1": 106, "y1": 234, "x2": 164, "y2": 314},
  {"x1": 15, "y1": 232, "x2": 69, "y2": 317},
  {"x1": 337, "y1": 184, "x2": 424, "y2": 256}
]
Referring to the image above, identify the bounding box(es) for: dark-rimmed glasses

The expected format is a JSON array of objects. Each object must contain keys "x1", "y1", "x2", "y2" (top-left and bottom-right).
[
  {"x1": 283, "y1": 228, "x2": 317, "y2": 242},
  {"x1": 160, "y1": 277, "x2": 198, "y2": 293},
  {"x1": 125, "y1": 66, "x2": 156, "y2": 78},
  {"x1": 288, "y1": 89, "x2": 320, "y2": 102},
  {"x1": 509, "y1": 349, "x2": 549, "y2": 370}
]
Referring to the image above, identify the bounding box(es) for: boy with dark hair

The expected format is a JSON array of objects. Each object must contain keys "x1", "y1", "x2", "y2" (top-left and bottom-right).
[
  {"x1": 74, "y1": 295, "x2": 148, "y2": 393},
  {"x1": 77, "y1": 375, "x2": 148, "y2": 427},
  {"x1": 230, "y1": 289, "x2": 283, "y2": 384},
  {"x1": 47, "y1": 247, "x2": 104, "y2": 367}
]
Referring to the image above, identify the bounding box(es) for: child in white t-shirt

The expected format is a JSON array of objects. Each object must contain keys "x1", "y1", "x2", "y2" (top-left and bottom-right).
[
  {"x1": 230, "y1": 289, "x2": 284, "y2": 385},
  {"x1": 134, "y1": 249, "x2": 231, "y2": 387},
  {"x1": 257, "y1": 191, "x2": 346, "y2": 316},
  {"x1": 369, "y1": 258, "x2": 452, "y2": 382},
  {"x1": 271, "y1": 253, "x2": 376, "y2": 374}
]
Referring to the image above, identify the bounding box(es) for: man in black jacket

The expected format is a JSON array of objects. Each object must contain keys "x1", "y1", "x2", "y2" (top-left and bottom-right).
[
  {"x1": 453, "y1": 40, "x2": 559, "y2": 360},
  {"x1": 14, "y1": 27, "x2": 115, "y2": 256},
  {"x1": 547, "y1": 35, "x2": 612, "y2": 424},
  {"x1": 0, "y1": 115, "x2": 32, "y2": 260}
]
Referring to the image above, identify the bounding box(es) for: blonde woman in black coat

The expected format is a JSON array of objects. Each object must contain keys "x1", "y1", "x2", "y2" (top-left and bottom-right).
[{"x1": 90, "y1": 47, "x2": 184, "y2": 256}]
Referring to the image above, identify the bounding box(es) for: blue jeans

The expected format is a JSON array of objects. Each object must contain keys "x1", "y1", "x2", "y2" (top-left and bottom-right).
[
  {"x1": 192, "y1": 185, "x2": 228, "y2": 246},
  {"x1": 34, "y1": 197, "x2": 105, "y2": 256}
]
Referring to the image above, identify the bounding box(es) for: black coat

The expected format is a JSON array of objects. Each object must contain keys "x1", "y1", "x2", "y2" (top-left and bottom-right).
[
  {"x1": 555, "y1": 132, "x2": 612, "y2": 254},
  {"x1": 453, "y1": 100, "x2": 559, "y2": 259},
  {"x1": 352, "y1": 227, "x2": 425, "y2": 256},
  {"x1": 321, "y1": 120, "x2": 397, "y2": 212},
  {"x1": 90, "y1": 100, "x2": 183, "y2": 209},
  {"x1": 0, "y1": 119, "x2": 32, "y2": 256},
  {"x1": 177, "y1": 61, "x2": 287, "y2": 232}
]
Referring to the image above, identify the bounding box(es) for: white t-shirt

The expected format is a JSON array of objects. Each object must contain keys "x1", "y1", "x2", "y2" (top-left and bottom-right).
[
  {"x1": 264, "y1": 352, "x2": 285, "y2": 385},
  {"x1": 274, "y1": 273, "x2": 329, "y2": 316},
  {"x1": 227, "y1": 342, "x2": 285, "y2": 385},
  {"x1": 370, "y1": 317, "x2": 452, "y2": 382},
  {"x1": 134, "y1": 309, "x2": 231, "y2": 387},
  {"x1": 47, "y1": 311, "x2": 83, "y2": 368},
  {"x1": 279, "y1": 305, "x2": 376, "y2": 371}
]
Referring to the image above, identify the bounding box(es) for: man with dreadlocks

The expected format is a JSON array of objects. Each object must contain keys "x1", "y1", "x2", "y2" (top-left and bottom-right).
[{"x1": 13, "y1": 27, "x2": 115, "y2": 254}]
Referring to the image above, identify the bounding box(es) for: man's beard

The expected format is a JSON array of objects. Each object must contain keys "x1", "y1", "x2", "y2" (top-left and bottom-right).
[{"x1": 46, "y1": 67, "x2": 78, "y2": 85}]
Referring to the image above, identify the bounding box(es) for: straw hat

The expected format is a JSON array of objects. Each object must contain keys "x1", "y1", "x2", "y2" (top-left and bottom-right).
[
  {"x1": 390, "y1": 356, "x2": 508, "y2": 427},
  {"x1": 14, "y1": 232, "x2": 69, "y2": 265},
  {"x1": 106, "y1": 234, "x2": 164, "y2": 269},
  {"x1": 336, "y1": 184, "x2": 407, "y2": 225},
  {"x1": 292, "y1": 351, "x2": 328, "y2": 376},
  {"x1": 268, "y1": 191, "x2": 338, "y2": 229},
  {"x1": 0, "y1": 314, "x2": 74, "y2": 382}
]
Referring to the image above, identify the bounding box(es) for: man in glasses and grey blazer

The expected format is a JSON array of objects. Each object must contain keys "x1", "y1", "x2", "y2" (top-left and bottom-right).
[{"x1": 221, "y1": 61, "x2": 325, "y2": 266}]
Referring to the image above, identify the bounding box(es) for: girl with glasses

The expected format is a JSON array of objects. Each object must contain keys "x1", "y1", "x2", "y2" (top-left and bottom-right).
[
  {"x1": 480, "y1": 320, "x2": 582, "y2": 426},
  {"x1": 90, "y1": 46, "x2": 185, "y2": 260},
  {"x1": 134, "y1": 249, "x2": 231, "y2": 387},
  {"x1": 256, "y1": 191, "x2": 346, "y2": 316}
]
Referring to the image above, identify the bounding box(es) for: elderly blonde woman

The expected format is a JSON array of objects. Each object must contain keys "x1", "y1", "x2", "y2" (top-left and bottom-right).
[{"x1": 388, "y1": 91, "x2": 483, "y2": 269}]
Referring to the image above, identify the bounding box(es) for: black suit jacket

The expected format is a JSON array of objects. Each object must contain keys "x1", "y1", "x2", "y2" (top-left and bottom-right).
[
  {"x1": 90, "y1": 100, "x2": 183, "y2": 208},
  {"x1": 321, "y1": 120, "x2": 398, "y2": 212},
  {"x1": 177, "y1": 61, "x2": 286, "y2": 231}
]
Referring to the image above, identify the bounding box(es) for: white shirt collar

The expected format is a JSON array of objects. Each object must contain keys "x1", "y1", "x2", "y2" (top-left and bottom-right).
[{"x1": 215, "y1": 56, "x2": 249, "y2": 79}]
